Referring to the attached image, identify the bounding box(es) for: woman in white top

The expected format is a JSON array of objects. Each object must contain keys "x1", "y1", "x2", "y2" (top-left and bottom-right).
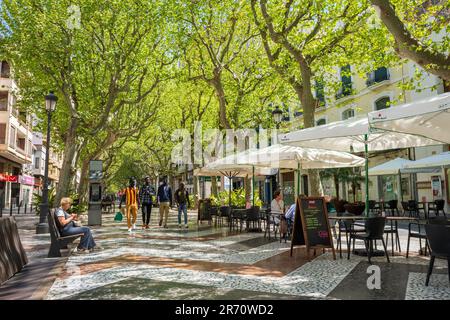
[{"x1": 270, "y1": 190, "x2": 284, "y2": 224}]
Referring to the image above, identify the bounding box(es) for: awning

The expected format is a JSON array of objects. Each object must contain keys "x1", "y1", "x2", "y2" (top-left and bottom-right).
[
  {"x1": 369, "y1": 92, "x2": 450, "y2": 144},
  {"x1": 365, "y1": 158, "x2": 414, "y2": 176}
]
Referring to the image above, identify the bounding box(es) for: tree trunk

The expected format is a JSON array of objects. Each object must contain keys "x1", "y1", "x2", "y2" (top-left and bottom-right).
[
  {"x1": 211, "y1": 73, "x2": 231, "y2": 130},
  {"x1": 244, "y1": 176, "x2": 251, "y2": 206},
  {"x1": 192, "y1": 175, "x2": 199, "y2": 209},
  {"x1": 211, "y1": 176, "x2": 218, "y2": 197},
  {"x1": 54, "y1": 119, "x2": 79, "y2": 207},
  {"x1": 77, "y1": 158, "x2": 90, "y2": 204},
  {"x1": 296, "y1": 62, "x2": 322, "y2": 196},
  {"x1": 334, "y1": 174, "x2": 340, "y2": 200}
]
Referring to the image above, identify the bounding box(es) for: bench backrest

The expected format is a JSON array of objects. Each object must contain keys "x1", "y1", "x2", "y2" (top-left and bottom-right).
[{"x1": 48, "y1": 210, "x2": 62, "y2": 239}]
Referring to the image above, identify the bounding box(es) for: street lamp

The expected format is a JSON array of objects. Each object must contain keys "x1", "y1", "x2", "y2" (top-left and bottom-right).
[
  {"x1": 271, "y1": 105, "x2": 283, "y2": 129},
  {"x1": 36, "y1": 91, "x2": 57, "y2": 234}
]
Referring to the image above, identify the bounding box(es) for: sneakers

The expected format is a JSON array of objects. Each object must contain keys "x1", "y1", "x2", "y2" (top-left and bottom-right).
[
  {"x1": 184, "y1": 224, "x2": 188, "y2": 229},
  {"x1": 178, "y1": 224, "x2": 182, "y2": 228},
  {"x1": 132, "y1": 223, "x2": 136, "y2": 230},
  {"x1": 128, "y1": 227, "x2": 132, "y2": 232},
  {"x1": 75, "y1": 247, "x2": 90, "y2": 254}
]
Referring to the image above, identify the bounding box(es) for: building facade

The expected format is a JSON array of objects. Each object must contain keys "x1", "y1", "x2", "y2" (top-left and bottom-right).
[{"x1": 0, "y1": 60, "x2": 34, "y2": 208}]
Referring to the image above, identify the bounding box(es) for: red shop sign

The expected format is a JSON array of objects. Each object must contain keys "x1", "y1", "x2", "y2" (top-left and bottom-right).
[{"x1": 0, "y1": 174, "x2": 18, "y2": 182}]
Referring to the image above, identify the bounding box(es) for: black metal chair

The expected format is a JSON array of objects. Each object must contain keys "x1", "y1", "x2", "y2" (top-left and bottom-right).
[
  {"x1": 402, "y1": 201, "x2": 419, "y2": 218},
  {"x1": 336, "y1": 213, "x2": 366, "y2": 259},
  {"x1": 424, "y1": 223, "x2": 450, "y2": 286},
  {"x1": 385, "y1": 200, "x2": 399, "y2": 216},
  {"x1": 428, "y1": 200, "x2": 446, "y2": 218},
  {"x1": 231, "y1": 209, "x2": 246, "y2": 232},
  {"x1": 347, "y1": 217, "x2": 390, "y2": 264},
  {"x1": 383, "y1": 200, "x2": 401, "y2": 255},
  {"x1": 406, "y1": 220, "x2": 430, "y2": 258},
  {"x1": 210, "y1": 206, "x2": 219, "y2": 226},
  {"x1": 245, "y1": 206, "x2": 261, "y2": 232},
  {"x1": 263, "y1": 209, "x2": 279, "y2": 240},
  {"x1": 218, "y1": 206, "x2": 231, "y2": 227}
]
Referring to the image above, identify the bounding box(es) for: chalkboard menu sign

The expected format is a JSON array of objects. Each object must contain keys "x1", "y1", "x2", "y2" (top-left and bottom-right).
[{"x1": 290, "y1": 196, "x2": 336, "y2": 260}]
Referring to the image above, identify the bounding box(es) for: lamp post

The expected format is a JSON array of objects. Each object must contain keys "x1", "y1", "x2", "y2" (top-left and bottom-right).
[
  {"x1": 36, "y1": 91, "x2": 57, "y2": 234},
  {"x1": 271, "y1": 105, "x2": 283, "y2": 190}
]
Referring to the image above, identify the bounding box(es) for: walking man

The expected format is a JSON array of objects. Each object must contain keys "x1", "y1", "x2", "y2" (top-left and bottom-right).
[
  {"x1": 140, "y1": 176, "x2": 154, "y2": 229},
  {"x1": 119, "y1": 177, "x2": 140, "y2": 232},
  {"x1": 175, "y1": 182, "x2": 190, "y2": 228},
  {"x1": 157, "y1": 177, "x2": 172, "y2": 228}
]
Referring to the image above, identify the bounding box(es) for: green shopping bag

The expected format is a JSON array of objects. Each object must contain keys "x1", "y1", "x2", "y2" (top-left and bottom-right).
[{"x1": 114, "y1": 211, "x2": 123, "y2": 221}]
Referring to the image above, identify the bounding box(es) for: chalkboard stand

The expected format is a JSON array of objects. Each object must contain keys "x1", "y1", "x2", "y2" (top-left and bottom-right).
[{"x1": 290, "y1": 196, "x2": 336, "y2": 261}]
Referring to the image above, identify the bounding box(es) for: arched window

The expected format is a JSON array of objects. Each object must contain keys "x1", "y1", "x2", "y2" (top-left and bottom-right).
[
  {"x1": 316, "y1": 118, "x2": 326, "y2": 126},
  {"x1": 342, "y1": 108, "x2": 355, "y2": 120},
  {"x1": 375, "y1": 96, "x2": 390, "y2": 111}
]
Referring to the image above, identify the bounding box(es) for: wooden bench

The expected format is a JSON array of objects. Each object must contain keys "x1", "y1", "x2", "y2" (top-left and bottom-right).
[{"x1": 47, "y1": 210, "x2": 84, "y2": 258}]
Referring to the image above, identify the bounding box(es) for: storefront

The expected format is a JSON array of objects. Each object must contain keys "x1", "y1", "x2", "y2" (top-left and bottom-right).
[
  {"x1": 19, "y1": 175, "x2": 34, "y2": 206},
  {"x1": 0, "y1": 174, "x2": 18, "y2": 208}
]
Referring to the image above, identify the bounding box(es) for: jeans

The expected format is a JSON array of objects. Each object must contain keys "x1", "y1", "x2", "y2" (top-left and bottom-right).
[
  {"x1": 178, "y1": 203, "x2": 188, "y2": 225},
  {"x1": 142, "y1": 203, "x2": 152, "y2": 225},
  {"x1": 62, "y1": 224, "x2": 96, "y2": 250}
]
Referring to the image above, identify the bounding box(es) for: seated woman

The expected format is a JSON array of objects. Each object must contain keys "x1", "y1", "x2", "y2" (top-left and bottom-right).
[
  {"x1": 270, "y1": 190, "x2": 284, "y2": 225},
  {"x1": 56, "y1": 197, "x2": 100, "y2": 254}
]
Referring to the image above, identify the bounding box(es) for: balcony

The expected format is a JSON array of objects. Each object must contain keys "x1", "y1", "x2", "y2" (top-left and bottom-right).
[
  {"x1": 335, "y1": 86, "x2": 353, "y2": 100},
  {"x1": 366, "y1": 67, "x2": 390, "y2": 87}
]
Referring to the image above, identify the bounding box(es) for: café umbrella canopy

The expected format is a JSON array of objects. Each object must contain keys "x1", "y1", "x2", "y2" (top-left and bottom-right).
[
  {"x1": 365, "y1": 158, "x2": 414, "y2": 176},
  {"x1": 368, "y1": 93, "x2": 450, "y2": 144},
  {"x1": 279, "y1": 117, "x2": 442, "y2": 215},
  {"x1": 195, "y1": 153, "x2": 277, "y2": 206},
  {"x1": 403, "y1": 151, "x2": 450, "y2": 170},
  {"x1": 235, "y1": 144, "x2": 365, "y2": 196}
]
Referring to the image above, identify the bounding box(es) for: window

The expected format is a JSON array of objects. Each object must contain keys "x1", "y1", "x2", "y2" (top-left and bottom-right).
[
  {"x1": 315, "y1": 80, "x2": 325, "y2": 107},
  {"x1": 316, "y1": 118, "x2": 326, "y2": 126},
  {"x1": 342, "y1": 108, "x2": 355, "y2": 120},
  {"x1": 336, "y1": 65, "x2": 352, "y2": 99},
  {"x1": 9, "y1": 126, "x2": 15, "y2": 147},
  {"x1": 0, "y1": 92, "x2": 8, "y2": 111},
  {"x1": 0, "y1": 124, "x2": 6, "y2": 144},
  {"x1": 17, "y1": 137, "x2": 25, "y2": 151},
  {"x1": 367, "y1": 67, "x2": 389, "y2": 86},
  {"x1": 35, "y1": 157, "x2": 40, "y2": 169},
  {"x1": 1, "y1": 61, "x2": 10, "y2": 78},
  {"x1": 375, "y1": 96, "x2": 390, "y2": 111}
]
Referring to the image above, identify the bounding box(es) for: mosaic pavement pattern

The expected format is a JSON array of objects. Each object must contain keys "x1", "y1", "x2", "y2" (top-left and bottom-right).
[{"x1": 3, "y1": 210, "x2": 450, "y2": 300}]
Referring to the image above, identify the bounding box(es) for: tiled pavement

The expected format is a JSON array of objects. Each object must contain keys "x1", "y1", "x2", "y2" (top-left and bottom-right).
[{"x1": 1, "y1": 210, "x2": 449, "y2": 300}]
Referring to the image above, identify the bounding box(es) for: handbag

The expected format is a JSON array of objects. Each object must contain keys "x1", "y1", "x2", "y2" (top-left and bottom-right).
[{"x1": 114, "y1": 211, "x2": 123, "y2": 221}]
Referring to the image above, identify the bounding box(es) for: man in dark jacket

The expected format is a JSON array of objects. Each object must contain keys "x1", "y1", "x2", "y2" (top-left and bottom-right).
[
  {"x1": 157, "y1": 177, "x2": 172, "y2": 228},
  {"x1": 139, "y1": 177, "x2": 155, "y2": 229},
  {"x1": 175, "y1": 182, "x2": 190, "y2": 228}
]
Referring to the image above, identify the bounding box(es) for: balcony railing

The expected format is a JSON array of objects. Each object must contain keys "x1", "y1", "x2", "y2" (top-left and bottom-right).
[{"x1": 366, "y1": 68, "x2": 390, "y2": 87}]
